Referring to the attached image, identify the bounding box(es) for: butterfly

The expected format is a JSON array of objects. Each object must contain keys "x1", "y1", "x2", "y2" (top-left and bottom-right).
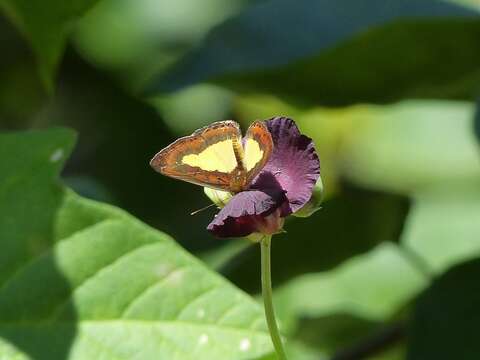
[{"x1": 150, "y1": 120, "x2": 273, "y2": 193}]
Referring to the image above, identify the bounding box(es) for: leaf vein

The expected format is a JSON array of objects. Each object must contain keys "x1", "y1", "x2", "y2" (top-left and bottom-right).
[
  {"x1": 49, "y1": 242, "x2": 163, "y2": 321},
  {"x1": 173, "y1": 285, "x2": 220, "y2": 320},
  {"x1": 121, "y1": 265, "x2": 188, "y2": 318}
]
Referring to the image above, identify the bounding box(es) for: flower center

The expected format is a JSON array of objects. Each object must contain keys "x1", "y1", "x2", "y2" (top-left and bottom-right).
[{"x1": 253, "y1": 208, "x2": 285, "y2": 235}]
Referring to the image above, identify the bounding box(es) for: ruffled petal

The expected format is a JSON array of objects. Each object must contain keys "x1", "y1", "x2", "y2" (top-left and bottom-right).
[
  {"x1": 207, "y1": 188, "x2": 286, "y2": 238},
  {"x1": 252, "y1": 117, "x2": 320, "y2": 215}
]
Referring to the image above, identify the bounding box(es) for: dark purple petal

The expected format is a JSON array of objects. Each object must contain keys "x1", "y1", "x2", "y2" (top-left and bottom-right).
[
  {"x1": 252, "y1": 117, "x2": 320, "y2": 215},
  {"x1": 207, "y1": 189, "x2": 286, "y2": 238}
]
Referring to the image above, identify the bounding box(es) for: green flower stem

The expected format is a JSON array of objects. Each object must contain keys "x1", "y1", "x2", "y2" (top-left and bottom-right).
[{"x1": 261, "y1": 236, "x2": 287, "y2": 360}]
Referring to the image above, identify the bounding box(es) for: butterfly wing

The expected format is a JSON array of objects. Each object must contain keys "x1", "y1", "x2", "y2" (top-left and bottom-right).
[
  {"x1": 150, "y1": 120, "x2": 243, "y2": 191},
  {"x1": 243, "y1": 120, "x2": 273, "y2": 185}
]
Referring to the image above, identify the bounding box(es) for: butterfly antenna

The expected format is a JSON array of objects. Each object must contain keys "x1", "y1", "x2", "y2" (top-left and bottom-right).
[{"x1": 190, "y1": 203, "x2": 217, "y2": 216}]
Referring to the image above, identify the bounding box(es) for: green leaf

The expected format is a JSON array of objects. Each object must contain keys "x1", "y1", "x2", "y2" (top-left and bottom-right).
[
  {"x1": 402, "y1": 183, "x2": 480, "y2": 274},
  {"x1": 0, "y1": 0, "x2": 102, "y2": 90},
  {"x1": 274, "y1": 243, "x2": 427, "y2": 324},
  {"x1": 408, "y1": 257, "x2": 480, "y2": 359},
  {"x1": 0, "y1": 129, "x2": 273, "y2": 359},
  {"x1": 339, "y1": 100, "x2": 480, "y2": 194},
  {"x1": 474, "y1": 99, "x2": 480, "y2": 144},
  {"x1": 146, "y1": 0, "x2": 480, "y2": 105},
  {"x1": 447, "y1": 0, "x2": 480, "y2": 10}
]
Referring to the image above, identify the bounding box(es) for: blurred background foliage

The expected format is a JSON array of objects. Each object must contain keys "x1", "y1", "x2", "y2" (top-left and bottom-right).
[{"x1": 1, "y1": 0, "x2": 480, "y2": 359}]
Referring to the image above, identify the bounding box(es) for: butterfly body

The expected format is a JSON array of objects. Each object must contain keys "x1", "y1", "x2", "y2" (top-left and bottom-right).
[{"x1": 150, "y1": 120, "x2": 273, "y2": 193}]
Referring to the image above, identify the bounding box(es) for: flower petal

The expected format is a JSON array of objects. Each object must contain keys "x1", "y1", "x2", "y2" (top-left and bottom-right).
[
  {"x1": 253, "y1": 117, "x2": 320, "y2": 215},
  {"x1": 207, "y1": 188, "x2": 286, "y2": 238}
]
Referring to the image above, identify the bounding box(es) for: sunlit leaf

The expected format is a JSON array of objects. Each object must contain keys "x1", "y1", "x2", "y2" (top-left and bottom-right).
[
  {"x1": 274, "y1": 243, "x2": 426, "y2": 326},
  {"x1": 338, "y1": 101, "x2": 480, "y2": 194},
  {"x1": 446, "y1": 0, "x2": 480, "y2": 10},
  {"x1": 0, "y1": 129, "x2": 273, "y2": 360},
  {"x1": 474, "y1": 99, "x2": 480, "y2": 144},
  {"x1": 402, "y1": 183, "x2": 480, "y2": 274}
]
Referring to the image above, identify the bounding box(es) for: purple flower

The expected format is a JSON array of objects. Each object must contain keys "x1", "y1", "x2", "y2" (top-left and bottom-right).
[{"x1": 207, "y1": 117, "x2": 321, "y2": 238}]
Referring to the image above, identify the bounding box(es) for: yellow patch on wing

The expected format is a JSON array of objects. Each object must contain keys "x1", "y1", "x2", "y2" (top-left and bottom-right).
[
  {"x1": 182, "y1": 139, "x2": 238, "y2": 172},
  {"x1": 243, "y1": 138, "x2": 264, "y2": 171}
]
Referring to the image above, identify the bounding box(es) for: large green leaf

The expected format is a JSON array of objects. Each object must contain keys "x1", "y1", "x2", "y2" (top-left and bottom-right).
[
  {"x1": 0, "y1": 0, "x2": 102, "y2": 89},
  {"x1": 146, "y1": 0, "x2": 480, "y2": 105},
  {"x1": 0, "y1": 129, "x2": 273, "y2": 359},
  {"x1": 474, "y1": 99, "x2": 480, "y2": 143},
  {"x1": 402, "y1": 183, "x2": 480, "y2": 274},
  {"x1": 273, "y1": 243, "x2": 427, "y2": 325},
  {"x1": 408, "y1": 257, "x2": 480, "y2": 360},
  {"x1": 338, "y1": 101, "x2": 480, "y2": 194}
]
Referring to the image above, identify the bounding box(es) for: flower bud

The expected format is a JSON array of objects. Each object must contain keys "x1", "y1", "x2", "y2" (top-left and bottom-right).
[
  {"x1": 204, "y1": 187, "x2": 233, "y2": 208},
  {"x1": 246, "y1": 209, "x2": 285, "y2": 242}
]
